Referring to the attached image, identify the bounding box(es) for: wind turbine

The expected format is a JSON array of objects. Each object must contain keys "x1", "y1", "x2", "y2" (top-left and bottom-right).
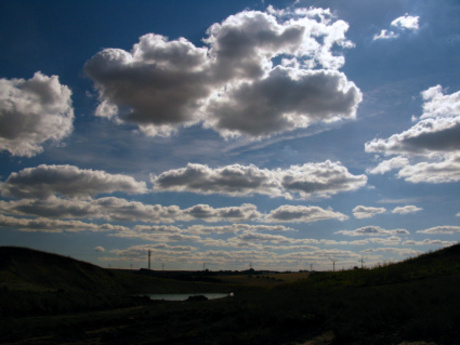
[{"x1": 330, "y1": 257, "x2": 337, "y2": 272}]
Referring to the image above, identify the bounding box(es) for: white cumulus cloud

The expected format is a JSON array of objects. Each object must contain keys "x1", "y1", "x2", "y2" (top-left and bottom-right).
[
  {"x1": 391, "y1": 205, "x2": 423, "y2": 214},
  {"x1": 373, "y1": 13, "x2": 420, "y2": 41},
  {"x1": 0, "y1": 72, "x2": 74, "y2": 157},
  {"x1": 85, "y1": 6, "x2": 361, "y2": 139},
  {"x1": 366, "y1": 85, "x2": 460, "y2": 183}
]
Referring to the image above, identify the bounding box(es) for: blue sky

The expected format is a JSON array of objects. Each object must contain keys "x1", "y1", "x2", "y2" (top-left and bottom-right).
[{"x1": 1, "y1": 0, "x2": 459, "y2": 271}]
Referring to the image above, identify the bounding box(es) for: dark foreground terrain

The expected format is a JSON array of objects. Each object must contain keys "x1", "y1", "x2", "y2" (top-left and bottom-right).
[{"x1": 1, "y1": 245, "x2": 460, "y2": 344}]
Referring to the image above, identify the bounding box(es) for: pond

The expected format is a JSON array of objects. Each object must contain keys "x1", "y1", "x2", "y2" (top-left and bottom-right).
[{"x1": 144, "y1": 292, "x2": 231, "y2": 301}]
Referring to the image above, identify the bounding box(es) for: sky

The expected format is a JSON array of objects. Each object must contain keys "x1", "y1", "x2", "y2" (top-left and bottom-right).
[{"x1": 1, "y1": 0, "x2": 459, "y2": 271}]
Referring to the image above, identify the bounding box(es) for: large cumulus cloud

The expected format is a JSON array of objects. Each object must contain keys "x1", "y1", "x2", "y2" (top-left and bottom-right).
[
  {"x1": 366, "y1": 85, "x2": 460, "y2": 183},
  {"x1": 205, "y1": 67, "x2": 360, "y2": 138},
  {"x1": 85, "y1": 6, "x2": 361, "y2": 138},
  {"x1": 0, "y1": 72, "x2": 74, "y2": 157}
]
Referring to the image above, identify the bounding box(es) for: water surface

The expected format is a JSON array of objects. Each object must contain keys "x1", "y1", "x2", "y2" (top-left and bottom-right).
[{"x1": 146, "y1": 293, "x2": 230, "y2": 301}]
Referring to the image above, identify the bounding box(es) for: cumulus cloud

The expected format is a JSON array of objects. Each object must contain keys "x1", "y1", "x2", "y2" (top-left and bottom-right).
[
  {"x1": 366, "y1": 86, "x2": 460, "y2": 156},
  {"x1": 403, "y1": 239, "x2": 455, "y2": 247},
  {"x1": 85, "y1": 6, "x2": 361, "y2": 138},
  {"x1": 373, "y1": 29, "x2": 399, "y2": 40},
  {"x1": 237, "y1": 232, "x2": 296, "y2": 244},
  {"x1": 0, "y1": 72, "x2": 74, "y2": 157},
  {"x1": 0, "y1": 196, "x2": 182, "y2": 223},
  {"x1": 151, "y1": 161, "x2": 367, "y2": 199},
  {"x1": 111, "y1": 244, "x2": 196, "y2": 262},
  {"x1": 280, "y1": 160, "x2": 367, "y2": 199},
  {"x1": 416, "y1": 225, "x2": 460, "y2": 235},
  {"x1": 265, "y1": 204, "x2": 348, "y2": 223},
  {"x1": 183, "y1": 203, "x2": 261, "y2": 222},
  {"x1": 352, "y1": 205, "x2": 386, "y2": 219},
  {"x1": 366, "y1": 85, "x2": 460, "y2": 183},
  {"x1": 186, "y1": 224, "x2": 293, "y2": 235},
  {"x1": 391, "y1": 205, "x2": 423, "y2": 215},
  {"x1": 373, "y1": 13, "x2": 420, "y2": 40},
  {"x1": 396, "y1": 153, "x2": 460, "y2": 183},
  {"x1": 151, "y1": 163, "x2": 280, "y2": 197},
  {"x1": 0, "y1": 196, "x2": 265, "y2": 224},
  {"x1": 111, "y1": 225, "x2": 201, "y2": 243},
  {"x1": 366, "y1": 156, "x2": 409, "y2": 174},
  {"x1": 391, "y1": 14, "x2": 420, "y2": 31},
  {"x1": 94, "y1": 246, "x2": 105, "y2": 252},
  {"x1": 362, "y1": 247, "x2": 421, "y2": 257},
  {"x1": 0, "y1": 164, "x2": 148, "y2": 199},
  {"x1": 204, "y1": 67, "x2": 361, "y2": 138},
  {"x1": 0, "y1": 213, "x2": 127, "y2": 233},
  {"x1": 336, "y1": 225, "x2": 409, "y2": 237}
]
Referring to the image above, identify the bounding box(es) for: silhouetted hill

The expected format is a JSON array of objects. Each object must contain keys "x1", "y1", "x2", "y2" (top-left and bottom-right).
[
  {"x1": 0, "y1": 247, "x2": 146, "y2": 316},
  {"x1": 0, "y1": 246, "x2": 124, "y2": 293},
  {"x1": 1, "y1": 245, "x2": 460, "y2": 343}
]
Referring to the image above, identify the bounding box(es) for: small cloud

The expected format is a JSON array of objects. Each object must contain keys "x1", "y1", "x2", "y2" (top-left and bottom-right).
[
  {"x1": 366, "y1": 156, "x2": 409, "y2": 175},
  {"x1": 391, "y1": 13, "x2": 419, "y2": 31},
  {"x1": 336, "y1": 225, "x2": 409, "y2": 237},
  {"x1": 417, "y1": 225, "x2": 460, "y2": 235},
  {"x1": 392, "y1": 205, "x2": 423, "y2": 215},
  {"x1": 352, "y1": 205, "x2": 386, "y2": 219},
  {"x1": 95, "y1": 246, "x2": 106, "y2": 252},
  {"x1": 373, "y1": 14, "x2": 420, "y2": 41},
  {"x1": 265, "y1": 205, "x2": 348, "y2": 223},
  {"x1": 373, "y1": 29, "x2": 399, "y2": 41}
]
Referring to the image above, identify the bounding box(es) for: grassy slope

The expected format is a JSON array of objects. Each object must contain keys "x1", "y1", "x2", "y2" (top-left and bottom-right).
[{"x1": 272, "y1": 244, "x2": 460, "y2": 344}]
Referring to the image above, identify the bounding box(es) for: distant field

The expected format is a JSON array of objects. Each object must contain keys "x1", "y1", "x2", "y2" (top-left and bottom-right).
[{"x1": 215, "y1": 271, "x2": 310, "y2": 287}]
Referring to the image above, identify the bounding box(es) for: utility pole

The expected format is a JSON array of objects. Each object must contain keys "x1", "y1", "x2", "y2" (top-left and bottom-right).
[
  {"x1": 148, "y1": 250, "x2": 151, "y2": 270},
  {"x1": 360, "y1": 256, "x2": 365, "y2": 269},
  {"x1": 309, "y1": 263, "x2": 313, "y2": 272}
]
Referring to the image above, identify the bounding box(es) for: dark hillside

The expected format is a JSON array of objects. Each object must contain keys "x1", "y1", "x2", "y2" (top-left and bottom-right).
[
  {"x1": 0, "y1": 246, "x2": 123, "y2": 293},
  {"x1": 0, "y1": 247, "x2": 141, "y2": 316},
  {"x1": 272, "y1": 243, "x2": 460, "y2": 344}
]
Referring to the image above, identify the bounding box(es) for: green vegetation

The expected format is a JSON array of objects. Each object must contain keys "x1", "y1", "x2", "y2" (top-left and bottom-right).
[{"x1": 1, "y1": 245, "x2": 460, "y2": 344}]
